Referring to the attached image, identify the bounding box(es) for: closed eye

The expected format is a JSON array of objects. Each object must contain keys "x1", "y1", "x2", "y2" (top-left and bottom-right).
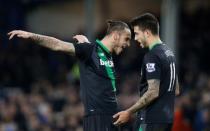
[{"x1": 125, "y1": 38, "x2": 130, "y2": 42}]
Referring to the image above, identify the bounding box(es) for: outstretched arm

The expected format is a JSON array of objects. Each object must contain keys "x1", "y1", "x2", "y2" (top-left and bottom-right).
[{"x1": 8, "y1": 30, "x2": 75, "y2": 55}]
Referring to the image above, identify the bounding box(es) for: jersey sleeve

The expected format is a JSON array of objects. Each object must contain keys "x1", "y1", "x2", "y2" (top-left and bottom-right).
[
  {"x1": 144, "y1": 53, "x2": 161, "y2": 80},
  {"x1": 73, "y1": 43, "x2": 94, "y2": 61}
]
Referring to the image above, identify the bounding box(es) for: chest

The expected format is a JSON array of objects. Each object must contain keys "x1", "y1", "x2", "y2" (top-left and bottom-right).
[{"x1": 89, "y1": 47, "x2": 116, "y2": 78}]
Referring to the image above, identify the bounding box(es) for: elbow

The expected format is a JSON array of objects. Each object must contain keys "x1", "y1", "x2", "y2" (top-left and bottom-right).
[
  {"x1": 175, "y1": 85, "x2": 180, "y2": 96},
  {"x1": 154, "y1": 93, "x2": 159, "y2": 99},
  {"x1": 152, "y1": 91, "x2": 159, "y2": 100},
  {"x1": 175, "y1": 90, "x2": 180, "y2": 96}
]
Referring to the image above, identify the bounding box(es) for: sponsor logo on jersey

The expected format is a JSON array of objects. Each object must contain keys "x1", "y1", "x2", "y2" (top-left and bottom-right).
[
  {"x1": 146, "y1": 63, "x2": 156, "y2": 72},
  {"x1": 100, "y1": 59, "x2": 114, "y2": 67}
]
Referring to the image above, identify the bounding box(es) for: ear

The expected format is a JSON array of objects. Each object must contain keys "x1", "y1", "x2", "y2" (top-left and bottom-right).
[
  {"x1": 113, "y1": 32, "x2": 120, "y2": 41},
  {"x1": 144, "y1": 29, "x2": 151, "y2": 38}
]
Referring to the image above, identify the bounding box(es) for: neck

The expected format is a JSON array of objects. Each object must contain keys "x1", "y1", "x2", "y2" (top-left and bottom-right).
[
  {"x1": 147, "y1": 36, "x2": 162, "y2": 49},
  {"x1": 100, "y1": 36, "x2": 114, "y2": 52}
]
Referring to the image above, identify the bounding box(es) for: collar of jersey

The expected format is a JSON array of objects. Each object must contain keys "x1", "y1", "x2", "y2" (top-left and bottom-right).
[
  {"x1": 149, "y1": 42, "x2": 162, "y2": 50},
  {"x1": 96, "y1": 39, "x2": 111, "y2": 55}
]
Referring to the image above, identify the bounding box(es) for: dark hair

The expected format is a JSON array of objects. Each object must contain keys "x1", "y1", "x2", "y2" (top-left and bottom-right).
[
  {"x1": 106, "y1": 20, "x2": 129, "y2": 35},
  {"x1": 130, "y1": 13, "x2": 159, "y2": 35}
]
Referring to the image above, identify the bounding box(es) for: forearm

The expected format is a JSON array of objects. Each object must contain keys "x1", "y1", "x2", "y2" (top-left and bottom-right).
[
  {"x1": 127, "y1": 90, "x2": 158, "y2": 113},
  {"x1": 126, "y1": 79, "x2": 160, "y2": 114},
  {"x1": 30, "y1": 33, "x2": 75, "y2": 54}
]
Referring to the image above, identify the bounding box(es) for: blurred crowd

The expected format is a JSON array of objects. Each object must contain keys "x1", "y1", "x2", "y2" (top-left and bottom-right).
[
  {"x1": 0, "y1": 81, "x2": 84, "y2": 131},
  {"x1": 171, "y1": 8, "x2": 210, "y2": 131},
  {"x1": 1, "y1": 5, "x2": 210, "y2": 131}
]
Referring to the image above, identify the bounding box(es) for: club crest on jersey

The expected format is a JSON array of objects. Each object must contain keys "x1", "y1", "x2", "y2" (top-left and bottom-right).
[
  {"x1": 100, "y1": 59, "x2": 114, "y2": 67},
  {"x1": 146, "y1": 63, "x2": 155, "y2": 72}
]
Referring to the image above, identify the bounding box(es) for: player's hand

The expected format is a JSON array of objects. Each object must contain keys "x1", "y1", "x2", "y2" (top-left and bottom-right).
[
  {"x1": 8, "y1": 30, "x2": 34, "y2": 40},
  {"x1": 113, "y1": 110, "x2": 131, "y2": 126},
  {"x1": 73, "y1": 35, "x2": 90, "y2": 44}
]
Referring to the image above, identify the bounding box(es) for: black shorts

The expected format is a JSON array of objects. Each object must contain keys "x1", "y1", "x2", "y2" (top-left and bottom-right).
[
  {"x1": 135, "y1": 123, "x2": 172, "y2": 131},
  {"x1": 83, "y1": 114, "x2": 121, "y2": 131}
]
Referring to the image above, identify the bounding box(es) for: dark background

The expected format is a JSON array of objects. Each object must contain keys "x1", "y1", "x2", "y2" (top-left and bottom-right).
[{"x1": 0, "y1": 0, "x2": 210, "y2": 130}]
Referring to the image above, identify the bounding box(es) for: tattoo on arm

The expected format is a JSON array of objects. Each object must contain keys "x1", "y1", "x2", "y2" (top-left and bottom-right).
[
  {"x1": 31, "y1": 33, "x2": 75, "y2": 55},
  {"x1": 127, "y1": 79, "x2": 160, "y2": 114}
]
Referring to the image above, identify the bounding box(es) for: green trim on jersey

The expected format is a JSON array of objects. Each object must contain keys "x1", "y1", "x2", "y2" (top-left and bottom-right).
[
  {"x1": 96, "y1": 39, "x2": 116, "y2": 92},
  {"x1": 96, "y1": 39, "x2": 111, "y2": 55},
  {"x1": 149, "y1": 42, "x2": 162, "y2": 50}
]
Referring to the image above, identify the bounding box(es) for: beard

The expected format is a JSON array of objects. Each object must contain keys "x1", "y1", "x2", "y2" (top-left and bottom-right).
[
  {"x1": 138, "y1": 39, "x2": 147, "y2": 48},
  {"x1": 139, "y1": 43, "x2": 144, "y2": 48},
  {"x1": 114, "y1": 47, "x2": 123, "y2": 55}
]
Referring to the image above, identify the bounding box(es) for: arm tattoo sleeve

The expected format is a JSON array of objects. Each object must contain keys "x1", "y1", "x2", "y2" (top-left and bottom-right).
[
  {"x1": 127, "y1": 79, "x2": 160, "y2": 114},
  {"x1": 31, "y1": 33, "x2": 75, "y2": 55}
]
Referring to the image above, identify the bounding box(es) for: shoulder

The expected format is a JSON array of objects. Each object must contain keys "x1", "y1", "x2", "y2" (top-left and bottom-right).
[
  {"x1": 74, "y1": 42, "x2": 96, "y2": 60},
  {"x1": 74, "y1": 42, "x2": 96, "y2": 53},
  {"x1": 74, "y1": 42, "x2": 95, "y2": 48},
  {"x1": 144, "y1": 50, "x2": 159, "y2": 61},
  {"x1": 152, "y1": 44, "x2": 175, "y2": 58}
]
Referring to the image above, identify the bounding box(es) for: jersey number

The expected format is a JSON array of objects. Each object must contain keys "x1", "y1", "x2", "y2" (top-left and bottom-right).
[{"x1": 168, "y1": 62, "x2": 175, "y2": 92}]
